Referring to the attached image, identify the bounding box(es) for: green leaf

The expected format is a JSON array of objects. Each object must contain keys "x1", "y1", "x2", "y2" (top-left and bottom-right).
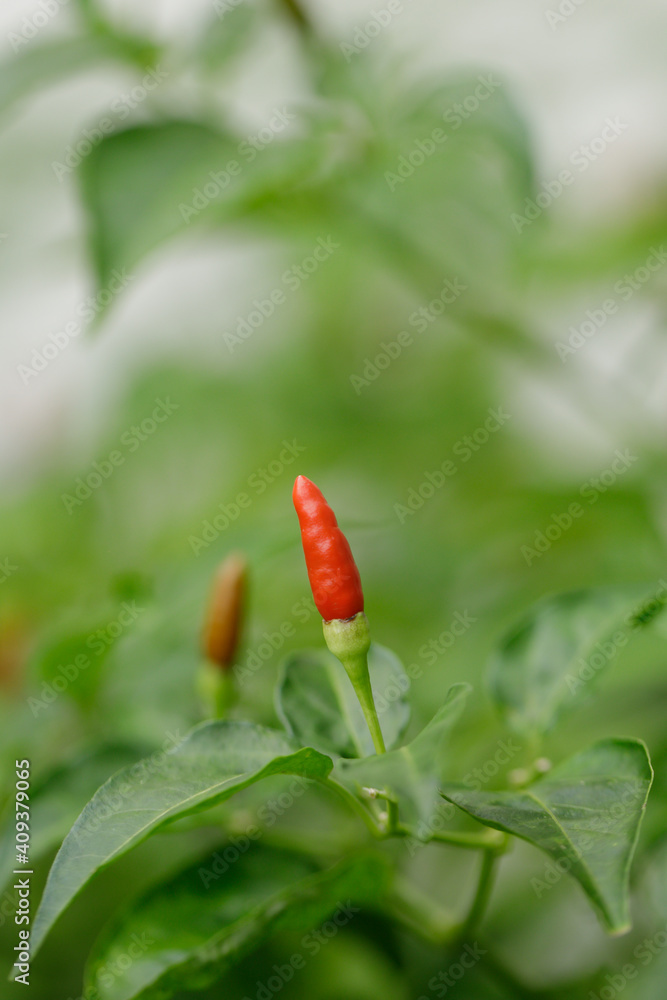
[
  {"x1": 84, "y1": 848, "x2": 390, "y2": 1000},
  {"x1": 0, "y1": 26, "x2": 162, "y2": 121},
  {"x1": 79, "y1": 120, "x2": 323, "y2": 298},
  {"x1": 405, "y1": 73, "x2": 535, "y2": 198},
  {"x1": 645, "y1": 840, "x2": 667, "y2": 920},
  {"x1": 332, "y1": 683, "x2": 470, "y2": 834},
  {"x1": 276, "y1": 643, "x2": 410, "y2": 757},
  {"x1": 194, "y1": 6, "x2": 257, "y2": 74},
  {"x1": 0, "y1": 743, "x2": 147, "y2": 893},
  {"x1": 29, "y1": 721, "x2": 332, "y2": 960},
  {"x1": 32, "y1": 624, "x2": 118, "y2": 707},
  {"x1": 0, "y1": 37, "x2": 118, "y2": 119},
  {"x1": 79, "y1": 121, "x2": 235, "y2": 292},
  {"x1": 441, "y1": 738, "x2": 653, "y2": 934},
  {"x1": 488, "y1": 585, "x2": 667, "y2": 737}
]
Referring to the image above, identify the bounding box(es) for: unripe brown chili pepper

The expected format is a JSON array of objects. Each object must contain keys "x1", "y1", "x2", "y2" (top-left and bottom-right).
[
  {"x1": 202, "y1": 552, "x2": 247, "y2": 670},
  {"x1": 292, "y1": 475, "x2": 364, "y2": 622}
]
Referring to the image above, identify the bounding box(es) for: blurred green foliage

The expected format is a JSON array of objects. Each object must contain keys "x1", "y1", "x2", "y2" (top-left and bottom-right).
[{"x1": 1, "y1": 0, "x2": 667, "y2": 997}]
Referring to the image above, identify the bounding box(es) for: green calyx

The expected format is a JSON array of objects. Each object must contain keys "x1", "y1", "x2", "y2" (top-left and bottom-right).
[
  {"x1": 322, "y1": 613, "x2": 386, "y2": 755},
  {"x1": 196, "y1": 660, "x2": 237, "y2": 719},
  {"x1": 322, "y1": 611, "x2": 371, "y2": 662}
]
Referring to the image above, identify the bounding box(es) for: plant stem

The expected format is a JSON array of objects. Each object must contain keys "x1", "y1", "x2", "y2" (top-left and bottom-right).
[
  {"x1": 322, "y1": 777, "x2": 384, "y2": 838},
  {"x1": 388, "y1": 877, "x2": 460, "y2": 945},
  {"x1": 276, "y1": 0, "x2": 313, "y2": 35},
  {"x1": 196, "y1": 661, "x2": 236, "y2": 719},
  {"x1": 347, "y1": 666, "x2": 402, "y2": 833},
  {"x1": 394, "y1": 824, "x2": 506, "y2": 851},
  {"x1": 346, "y1": 654, "x2": 402, "y2": 833},
  {"x1": 478, "y1": 948, "x2": 548, "y2": 1000},
  {"x1": 351, "y1": 657, "x2": 387, "y2": 755},
  {"x1": 323, "y1": 615, "x2": 397, "y2": 829},
  {"x1": 256, "y1": 826, "x2": 357, "y2": 858},
  {"x1": 384, "y1": 799, "x2": 399, "y2": 834},
  {"x1": 460, "y1": 847, "x2": 499, "y2": 940}
]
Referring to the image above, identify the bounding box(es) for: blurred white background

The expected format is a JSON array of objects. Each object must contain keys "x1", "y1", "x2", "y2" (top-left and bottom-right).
[{"x1": 1, "y1": 0, "x2": 666, "y2": 483}]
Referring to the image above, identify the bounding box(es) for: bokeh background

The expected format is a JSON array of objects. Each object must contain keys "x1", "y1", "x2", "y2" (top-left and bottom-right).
[{"x1": 2, "y1": 0, "x2": 667, "y2": 997}]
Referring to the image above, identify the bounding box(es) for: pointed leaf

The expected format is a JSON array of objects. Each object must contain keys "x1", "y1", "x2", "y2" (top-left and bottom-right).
[
  {"x1": 332, "y1": 684, "x2": 470, "y2": 834},
  {"x1": 84, "y1": 848, "x2": 390, "y2": 1000},
  {"x1": 194, "y1": 6, "x2": 257, "y2": 73},
  {"x1": 488, "y1": 585, "x2": 667, "y2": 736},
  {"x1": 0, "y1": 36, "x2": 121, "y2": 119},
  {"x1": 277, "y1": 643, "x2": 410, "y2": 757},
  {"x1": 29, "y1": 721, "x2": 332, "y2": 960},
  {"x1": 441, "y1": 738, "x2": 653, "y2": 934},
  {"x1": 79, "y1": 121, "x2": 235, "y2": 292},
  {"x1": 33, "y1": 623, "x2": 122, "y2": 706},
  {"x1": 79, "y1": 121, "x2": 323, "y2": 299}
]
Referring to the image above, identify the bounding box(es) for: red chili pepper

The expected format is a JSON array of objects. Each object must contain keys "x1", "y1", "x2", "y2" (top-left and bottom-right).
[{"x1": 293, "y1": 475, "x2": 364, "y2": 622}]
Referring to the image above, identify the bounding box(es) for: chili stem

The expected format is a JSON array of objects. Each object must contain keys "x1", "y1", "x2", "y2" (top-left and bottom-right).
[
  {"x1": 322, "y1": 776, "x2": 385, "y2": 838},
  {"x1": 350, "y1": 655, "x2": 386, "y2": 755},
  {"x1": 341, "y1": 647, "x2": 400, "y2": 832},
  {"x1": 388, "y1": 876, "x2": 459, "y2": 944},
  {"x1": 276, "y1": 0, "x2": 313, "y2": 35},
  {"x1": 460, "y1": 847, "x2": 499, "y2": 939},
  {"x1": 353, "y1": 654, "x2": 399, "y2": 832},
  {"x1": 478, "y1": 949, "x2": 547, "y2": 1000},
  {"x1": 394, "y1": 824, "x2": 505, "y2": 851}
]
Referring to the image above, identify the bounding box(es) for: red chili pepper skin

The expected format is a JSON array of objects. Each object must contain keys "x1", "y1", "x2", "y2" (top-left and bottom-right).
[{"x1": 293, "y1": 476, "x2": 364, "y2": 622}]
